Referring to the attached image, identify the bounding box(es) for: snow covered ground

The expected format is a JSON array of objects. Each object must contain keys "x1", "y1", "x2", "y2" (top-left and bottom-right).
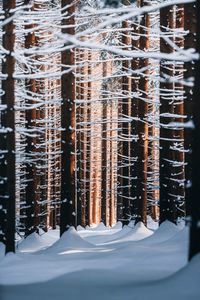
[{"x1": 0, "y1": 219, "x2": 199, "y2": 300}]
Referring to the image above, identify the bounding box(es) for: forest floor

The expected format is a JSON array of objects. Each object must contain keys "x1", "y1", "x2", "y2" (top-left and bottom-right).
[{"x1": 0, "y1": 218, "x2": 200, "y2": 300}]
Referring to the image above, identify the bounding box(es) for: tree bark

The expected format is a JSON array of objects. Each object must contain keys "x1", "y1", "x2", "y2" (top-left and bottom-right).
[
  {"x1": 159, "y1": 6, "x2": 177, "y2": 224},
  {"x1": 0, "y1": 0, "x2": 16, "y2": 253},
  {"x1": 189, "y1": 1, "x2": 200, "y2": 260},
  {"x1": 24, "y1": 5, "x2": 40, "y2": 236},
  {"x1": 130, "y1": 0, "x2": 140, "y2": 219},
  {"x1": 60, "y1": 0, "x2": 76, "y2": 235},
  {"x1": 135, "y1": 0, "x2": 149, "y2": 226},
  {"x1": 184, "y1": 3, "x2": 196, "y2": 218}
]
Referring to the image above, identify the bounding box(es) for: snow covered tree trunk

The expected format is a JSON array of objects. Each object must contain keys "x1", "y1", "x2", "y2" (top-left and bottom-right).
[
  {"x1": 189, "y1": 0, "x2": 200, "y2": 260},
  {"x1": 184, "y1": 3, "x2": 196, "y2": 218},
  {"x1": 83, "y1": 47, "x2": 90, "y2": 226},
  {"x1": 135, "y1": 0, "x2": 149, "y2": 226},
  {"x1": 173, "y1": 5, "x2": 185, "y2": 219},
  {"x1": 159, "y1": 6, "x2": 177, "y2": 225},
  {"x1": 76, "y1": 48, "x2": 83, "y2": 226},
  {"x1": 60, "y1": 0, "x2": 76, "y2": 235},
  {"x1": 85, "y1": 49, "x2": 92, "y2": 226},
  {"x1": 101, "y1": 60, "x2": 108, "y2": 225},
  {"x1": 121, "y1": 0, "x2": 131, "y2": 225},
  {"x1": 0, "y1": 0, "x2": 16, "y2": 253},
  {"x1": 130, "y1": 0, "x2": 140, "y2": 220},
  {"x1": 24, "y1": 6, "x2": 40, "y2": 237}
]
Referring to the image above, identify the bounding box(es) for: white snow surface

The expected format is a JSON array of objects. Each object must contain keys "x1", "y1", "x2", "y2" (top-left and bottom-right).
[{"x1": 0, "y1": 220, "x2": 199, "y2": 300}]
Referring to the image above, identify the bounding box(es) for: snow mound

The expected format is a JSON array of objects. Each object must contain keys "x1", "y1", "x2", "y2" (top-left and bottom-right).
[
  {"x1": 18, "y1": 232, "x2": 48, "y2": 253},
  {"x1": 103, "y1": 222, "x2": 153, "y2": 244},
  {"x1": 45, "y1": 227, "x2": 95, "y2": 253},
  {"x1": 103, "y1": 225, "x2": 133, "y2": 242},
  {"x1": 45, "y1": 229, "x2": 60, "y2": 241},
  {"x1": 141, "y1": 220, "x2": 180, "y2": 244},
  {"x1": 128, "y1": 220, "x2": 135, "y2": 228},
  {"x1": 112, "y1": 221, "x2": 122, "y2": 230},
  {"x1": 77, "y1": 225, "x2": 85, "y2": 231},
  {"x1": 122, "y1": 222, "x2": 153, "y2": 241},
  {"x1": 85, "y1": 224, "x2": 98, "y2": 230},
  {"x1": 86, "y1": 222, "x2": 109, "y2": 231},
  {"x1": 147, "y1": 216, "x2": 159, "y2": 231},
  {"x1": 93, "y1": 222, "x2": 108, "y2": 231}
]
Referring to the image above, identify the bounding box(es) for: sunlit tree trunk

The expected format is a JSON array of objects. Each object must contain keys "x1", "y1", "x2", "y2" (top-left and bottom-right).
[
  {"x1": 173, "y1": 5, "x2": 185, "y2": 219},
  {"x1": 135, "y1": 0, "x2": 149, "y2": 226},
  {"x1": 101, "y1": 60, "x2": 108, "y2": 225}
]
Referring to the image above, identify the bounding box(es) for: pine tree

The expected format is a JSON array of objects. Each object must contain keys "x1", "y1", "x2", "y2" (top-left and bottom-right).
[
  {"x1": 60, "y1": 0, "x2": 76, "y2": 235},
  {"x1": 189, "y1": 0, "x2": 200, "y2": 260},
  {"x1": 0, "y1": 0, "x2": 16, "y2": 253},
  {"x1": 159, "y1": 6, "x2": 177, "y2": 224}
]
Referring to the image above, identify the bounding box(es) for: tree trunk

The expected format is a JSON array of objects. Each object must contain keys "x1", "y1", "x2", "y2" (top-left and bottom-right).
[
  {"x1": 121, "y1": 18, "x2": 131, "y2": 225},
  {"x1": 24, "y1": 6, "x2": 40, "y2": 236},
  {"x1": 130, "y1": 0, "x2": 140, "y2": 219},
  {"x1": 189, "y1": 1, "x2": 200, "y2": 260},
  {"x1": 159, "y1": 6, "x2": 177, "y2": 225},
  {"x1": 101, "y1": 60, "x2": 108, "y2": 225},
  {"x1": 173, "y1": 5, "x2": 185, "y2": 219},
  {"x1": 0, "y1": 0, "x2": 16, "y2": 253},
  {"x1": 184, "y1": 3, "x2": 196, "y2": 218},
  {"x1": 60, "y1": 0, "x2": 76, "y2": 235},
  {"x1": 135, "y1": 0, "x2": 149, "y2": 226}
]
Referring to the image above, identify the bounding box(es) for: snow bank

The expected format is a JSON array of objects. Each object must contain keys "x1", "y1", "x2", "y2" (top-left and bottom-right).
[
  {"x1": 18, "y1": 233, "x2": 49, "y2": 253},
  {"x1": 45, "y1": 227, "x2": 95, "y2": 253},
  {"x1": 77, "y1": 225, "x2": 85, "y2": 231},
  {"x1": 120, "y1": 222, "x2": 153, "y2": 242},
  {"x1": 140, "y1": 220, "x2": 180, "y2": 244},
  {"x1": 112, "y1": 221, "x2": 122, "y2": 230},
  {"x1": 128, "y1": 220, "x2": 135, "y2": 228},
  {"x1": 85, "y1": 222, "x2": 112, "y2": 231},
  {"x1": 147, "y1": 216, "x2": 159, "y2": 231}
]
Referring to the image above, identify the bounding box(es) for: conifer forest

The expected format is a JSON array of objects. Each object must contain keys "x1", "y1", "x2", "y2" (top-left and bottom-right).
[{"x1": 0, "y1": 0, "x2": 200, "y2": 299}]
